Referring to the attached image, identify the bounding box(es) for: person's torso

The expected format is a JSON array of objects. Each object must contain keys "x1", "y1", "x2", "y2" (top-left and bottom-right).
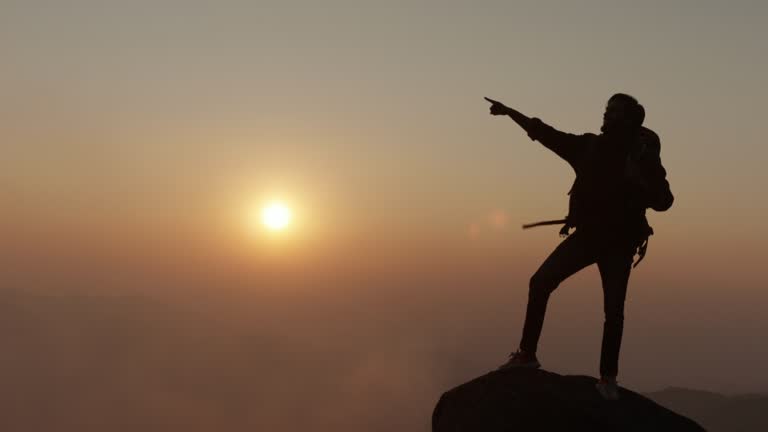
[{"x1": 567, "y1": 134, "x2": 647, "y2": 234}]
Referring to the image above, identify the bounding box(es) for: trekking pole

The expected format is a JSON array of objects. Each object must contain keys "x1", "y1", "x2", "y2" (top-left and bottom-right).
[{"x1": 521, "y1": 219, "x2": 567, "y2": 230}]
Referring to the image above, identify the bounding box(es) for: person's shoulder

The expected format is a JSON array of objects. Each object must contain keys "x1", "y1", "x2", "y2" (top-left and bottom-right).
[
  {"x1": 576, "y1": 132, "x2": 599, "y2": 144},
  {"x1": 579, "y1": 132, "x2": 600, "y2": 148}
]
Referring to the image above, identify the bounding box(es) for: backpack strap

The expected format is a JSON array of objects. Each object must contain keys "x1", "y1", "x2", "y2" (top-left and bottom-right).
[{"x1": 633, "y1": 225, "x2": 655, "y2": 268}]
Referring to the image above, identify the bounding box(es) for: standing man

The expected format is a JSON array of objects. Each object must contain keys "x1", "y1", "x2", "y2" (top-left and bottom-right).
[{"x1": 486, "y1": 93, "x2": 673, "y2": 400}]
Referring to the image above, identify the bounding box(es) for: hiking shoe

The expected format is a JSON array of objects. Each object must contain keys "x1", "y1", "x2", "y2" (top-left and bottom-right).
[
  {"x1": 497, "y1": 350, "x2": 541, "y2": 370},
  {"x1": 596, "y1": 377, "x2": 620, "y2": 400}
]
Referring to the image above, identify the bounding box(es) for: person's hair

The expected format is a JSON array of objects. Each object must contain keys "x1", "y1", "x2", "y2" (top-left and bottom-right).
[{"x1": 608, "y1": 93, "x2": 645, "y2": 129}]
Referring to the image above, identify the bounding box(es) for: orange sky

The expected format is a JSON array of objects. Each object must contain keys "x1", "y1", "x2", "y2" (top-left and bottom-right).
[{"x1": 2, "y1": 1, "x2": 768, "y2": 430}]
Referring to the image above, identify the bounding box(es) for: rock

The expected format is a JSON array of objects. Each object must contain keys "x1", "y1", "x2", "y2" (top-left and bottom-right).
[{"x1": 432, "y1": 368, "x2": 705, "y2": 432}]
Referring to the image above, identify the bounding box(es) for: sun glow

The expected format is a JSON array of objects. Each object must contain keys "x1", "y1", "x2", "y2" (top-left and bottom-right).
[{"x1": 261, "y1": 202, "x2": 292, "y2": 231}]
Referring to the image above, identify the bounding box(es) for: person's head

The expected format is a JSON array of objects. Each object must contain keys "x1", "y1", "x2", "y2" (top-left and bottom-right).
[{"x1": 601, "y1": 93, "x2": 645, "y2": 134}]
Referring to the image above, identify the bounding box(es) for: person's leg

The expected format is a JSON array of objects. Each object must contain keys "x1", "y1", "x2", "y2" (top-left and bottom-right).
[
  {"x1": 519, "y1": 232, "x2": 598, "y2": 354},
  {"x1": 596, "y1": 243, "x2": 635, "y2": 379}
]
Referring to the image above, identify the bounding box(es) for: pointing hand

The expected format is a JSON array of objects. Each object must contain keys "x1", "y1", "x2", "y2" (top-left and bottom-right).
[{"x1": 484, "y1": 97, "x2": 510, "y2": 116}]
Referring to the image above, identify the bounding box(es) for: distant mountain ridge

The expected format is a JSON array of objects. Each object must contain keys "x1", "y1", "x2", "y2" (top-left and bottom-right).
[{"x1": 644, "y1": 387, "x2": 768, "y2": 432}]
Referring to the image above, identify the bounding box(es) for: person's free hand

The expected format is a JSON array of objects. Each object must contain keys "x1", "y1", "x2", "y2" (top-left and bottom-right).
[{"x1": 484, "y1": 97, "x2": 511, "y2": 116}]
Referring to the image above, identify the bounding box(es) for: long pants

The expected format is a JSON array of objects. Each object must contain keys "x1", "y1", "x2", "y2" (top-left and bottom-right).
[{"x1": 519, "y1": 229, "x2": 639, "y2": 378}]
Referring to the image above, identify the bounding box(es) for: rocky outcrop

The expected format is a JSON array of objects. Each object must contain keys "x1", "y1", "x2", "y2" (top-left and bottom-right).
[{"x1": 433, "y1": 368, "x2": 704, "y2": 431}]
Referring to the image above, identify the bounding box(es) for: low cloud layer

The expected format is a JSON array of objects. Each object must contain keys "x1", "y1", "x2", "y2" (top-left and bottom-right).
[{"x1": 2, "y1": 252, "x2": 767, "y2": 431}]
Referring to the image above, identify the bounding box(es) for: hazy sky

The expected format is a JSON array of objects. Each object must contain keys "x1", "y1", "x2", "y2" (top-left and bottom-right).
[{"x1": 2, "y1": 1, "x2": 768, "y2": 430}]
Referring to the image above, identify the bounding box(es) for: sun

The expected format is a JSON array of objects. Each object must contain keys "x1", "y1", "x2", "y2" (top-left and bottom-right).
[{"x1": 261, "y1": 202, "x2": 292, "y2": 231}]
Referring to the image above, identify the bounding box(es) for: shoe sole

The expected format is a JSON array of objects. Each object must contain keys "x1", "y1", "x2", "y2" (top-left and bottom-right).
[{"x1": 595, "y1": 384, "x2": 620, "y2": 400}]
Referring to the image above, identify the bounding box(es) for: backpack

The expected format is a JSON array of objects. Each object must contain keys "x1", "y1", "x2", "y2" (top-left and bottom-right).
[{"x1": 625, "y1": 127, "x2": 674, "y2": 213}]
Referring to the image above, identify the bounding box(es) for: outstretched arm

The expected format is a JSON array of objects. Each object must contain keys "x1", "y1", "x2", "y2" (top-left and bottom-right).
[{"x1": 485, "y1": 97, "x2": 588, "y2": 166}]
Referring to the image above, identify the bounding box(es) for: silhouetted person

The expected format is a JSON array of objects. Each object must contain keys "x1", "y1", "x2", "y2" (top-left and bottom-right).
[{"x1": 485, "y1": 93, "x2": 673, "y2": 400}]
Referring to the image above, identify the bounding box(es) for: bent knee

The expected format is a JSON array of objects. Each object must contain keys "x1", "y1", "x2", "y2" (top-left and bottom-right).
[{"x1": 529, "y1": 273, "x2": 558, "y2": 296}]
